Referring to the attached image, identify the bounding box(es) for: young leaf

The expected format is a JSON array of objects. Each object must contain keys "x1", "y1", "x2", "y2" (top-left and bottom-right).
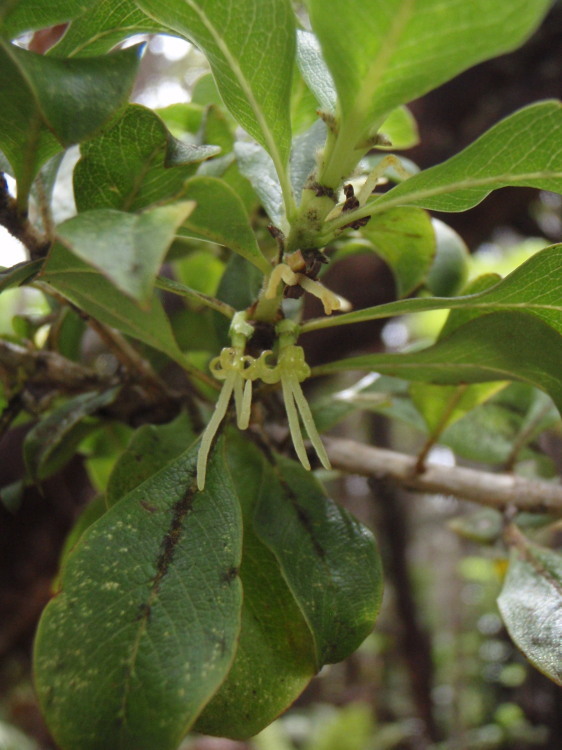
[
  {"x1": 136, "y1": 0, "x2": 295, "y2": 183},
  {"x1": 55, "y1": 202, "x2": 195, "y2": 306},
  {"x1": 33, "y1": 441, "x2": 244, "y2": 750},
  {"x1": 178, "y1": 176, "x2": 271, "y2": 274},
  {"x1": 498, "y1": 534, "x2": 562, "y2": 686},
  {"x1": 296, "y1": 29, "x2": 336, "y2": 113},
  {"x1": 193, "y1": 434, "x2": 317, "y2": 739},
  {"x1": 73, "y1": 104, "x2": 213, "y2": 213},
  {"x1": 290, "y1": 119, "x2": 328, "y2": 200},
  {"x1": 254, "y1": 454, "x2": 383, "y2": 666},
  {"x1": 370, "y1": 101, "x2": 562, "y2": 214},
  {"x1": 24, "y1": 389, "x2": 120, "y2": 482},
  {"x1": 234, "y1": 141, "x2": 284, "y2": 227},
  {"x1": 302, "y1": 244, "x2": 562, "y2": 334},
  {"x1": 39, "y1": 245, "x2": 186, "y2": 364},
  {"x1": 314, "y1": 312, "x2": 562, "y2": 416},
  {"x1": 307, "y1": 0, "x2": 551, "y2": 183},
  {"x1": 0, "y1": 40, "x2": 141, "y2": 204},
  {"x1": 361, "y1": 207, "x2": 435, "y2": 297},
  {"x1": 49, "y1": 0, "x2": 169, "y2": 57},
  {"x1": 0, "y1": 0, "x2": 96, "y2": 38}
]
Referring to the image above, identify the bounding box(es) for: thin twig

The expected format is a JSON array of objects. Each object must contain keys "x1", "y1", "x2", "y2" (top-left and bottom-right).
[{"x1": 324, "y1": 436, "x2": 562, "y2": 514}]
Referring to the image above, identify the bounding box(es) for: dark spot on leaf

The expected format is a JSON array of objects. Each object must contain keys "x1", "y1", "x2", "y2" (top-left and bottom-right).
[
  {"x1": 136, "y1": 602, "x2": 151, "y2": 621},
  {"x1": 222, "y1": 566, "x2": 239, "y2": 584},
  {"x1": 140, "y1": 500, "x2": 157, "y2": 513},
  {"x1": 152, "y1": 482, "x2": 197, "y2": 590}
]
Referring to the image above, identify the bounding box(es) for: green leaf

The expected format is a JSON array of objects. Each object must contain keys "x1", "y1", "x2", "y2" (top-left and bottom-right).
[
  {"x1": 377, "y1": 105, "x2": 419, "y2": 150},
  {"x1": 194, "y1": 434, "x2": 317, "y2": 739},
  {"x1": 290, "y1": 119, "x2": 328, "y2": 201},
  {"x1": 0, "y1": 259, "x2": 43, "y2": 293},
  {"x1": 55, "y1": 203, "x2": 195, "y2": 305},
  {"x1": 498, "y1": 535, "x2": 562, "y2": 686},
  {"x1": 361, "y1": 207, "x2": 435, "y2": 297},
  {"x1": 0, "y1": 40, "x2": 141, "y2": 204},
  {"x1": 296, "y1": 29, "x2": 336, "y2": 113},
  {"x1": 50, "y1": 0, "x2": 169, "y2": 57},
  {"x1": 254, "y1": 454, "x2": 383, "y2": 666},
  {"x1": 24, "y1": 389, "x2": 120, "y2": 482},
  {"x1": 410, "y1": 382, "x2": 506, "y2": 435},
  {"x1": 234, "y1": 141, "x2": 284, "y2": 227},
  {"x1": 73, "y1": 104, "x2": 215, "y2": 213},
  {"x1": 315, "y1": 312, "x2": 562, "y2": 416},
  {"x1": 106, "y1": 413, "x2": 196, "y2": 507},
  {"x1": 0, "y1": 0, "x2": 96, "y2": 38},
  {"x1": 39, "y1": 245, "x2": 186, "y2": 364},
  {"x1": 137, "y1": 0, "x2": 295, "y2": 173},
  {"x1": 371, "y1": 101, "x2": 562, "y2": 214},
  {"x1": 177, "y1": 176, "x2": 271, "y2": 273},
  {"x1": 302, "y1": 244, "x2": 562, "y2": 335},
  {"x1": 425, "y1": 219, "x2": 469, "y2": 298},
  {"x1": 33, "y1": 441, "x2": 244, "y2": 750},
  {"x1": 307, "y1": 0, "x2": 551, "y2": 173}
]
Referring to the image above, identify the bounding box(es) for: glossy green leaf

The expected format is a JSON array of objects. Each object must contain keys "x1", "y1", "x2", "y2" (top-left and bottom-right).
[
  {"x1": 23, "y1": 389, "x2": 120, "y2": 482},
  {"x1": 55, "y1": 202, "x2": 194, "y2": 305},
  {"x1": 498, "y1": 536, "x2": 562, "y2": 686},
  {"x1": 0, "y1": 40, "x2": 141, "y2": 203},
  {"x1": 314, "y1": 312, "x2": 562, "y2": 416},
  {"x1": 50, "y1": 0, "x2": 169, "y2": 57},
  {"x1": 425, "y1": 219, "x2": 470, "y2": 298},
  {"x1": 137, "y1": 0, "x2": 295, "y2": 173},
  {"x1": 106, "y1": 413, "x2": 196, "y2": 507},
  {"x1": 254, "y1": 454, "x2": 383, "y2": 666},
  {"x1": 194, "y1": 434, "x2": 317, "y2": 739},
  {"x1": 39, "y1": 245, "x2": 186, "y2": 364},
  {"x1": 73, "y1": 104, "x2": 215, "y2": 213},
  {"x1": 307, "y1": 0, "x2": 551, "y2": 160},
  {"x1": 361, "y1": 207, "x2": 435, "y2": 297},
  {"x1": 0, "y1": 259, "x2": 43, "y2": 293},
  {"x1": 302, "y1": 244, "x2": 562, "y2": 334},
  {"x1": 177, "y1": 177, "x2": 271, "y2": 273},
  {"x1": 371, "y1": 101, "x2": 562, "y2": 214},
  {"x1": 34, "y1": 441, "x2": 244, "y2": 750},
  {"x1": 0, "y1": 0, "x2": 96, "y2": 38}
]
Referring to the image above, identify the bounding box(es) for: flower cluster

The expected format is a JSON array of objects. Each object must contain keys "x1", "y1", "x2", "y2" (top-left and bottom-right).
[{"x1": 197, "y1": 316, "x2": 330, "y2": 490}]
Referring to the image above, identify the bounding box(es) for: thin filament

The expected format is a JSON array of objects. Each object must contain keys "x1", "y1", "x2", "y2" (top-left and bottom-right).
[
  {"x1": 197, "y1": 371, "x2": 236, "y2": 490},
  {"x1": 289, "y1": 375, "x2": 331, "y2": 470},
  {"x1": 282, "y1": 376, "x2": 310, "y2": 470}
]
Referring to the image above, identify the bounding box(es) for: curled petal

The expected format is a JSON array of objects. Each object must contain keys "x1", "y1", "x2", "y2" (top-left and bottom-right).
[
  {"x1": 253, "y1": 350, "x2": 279, "y2": 384},
  {"x1": 264, "y1": 263, "x2": 299, "y2": 300},
  {"x1": 298, "y1": 276, "x2": 343, "y2": 315}
]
